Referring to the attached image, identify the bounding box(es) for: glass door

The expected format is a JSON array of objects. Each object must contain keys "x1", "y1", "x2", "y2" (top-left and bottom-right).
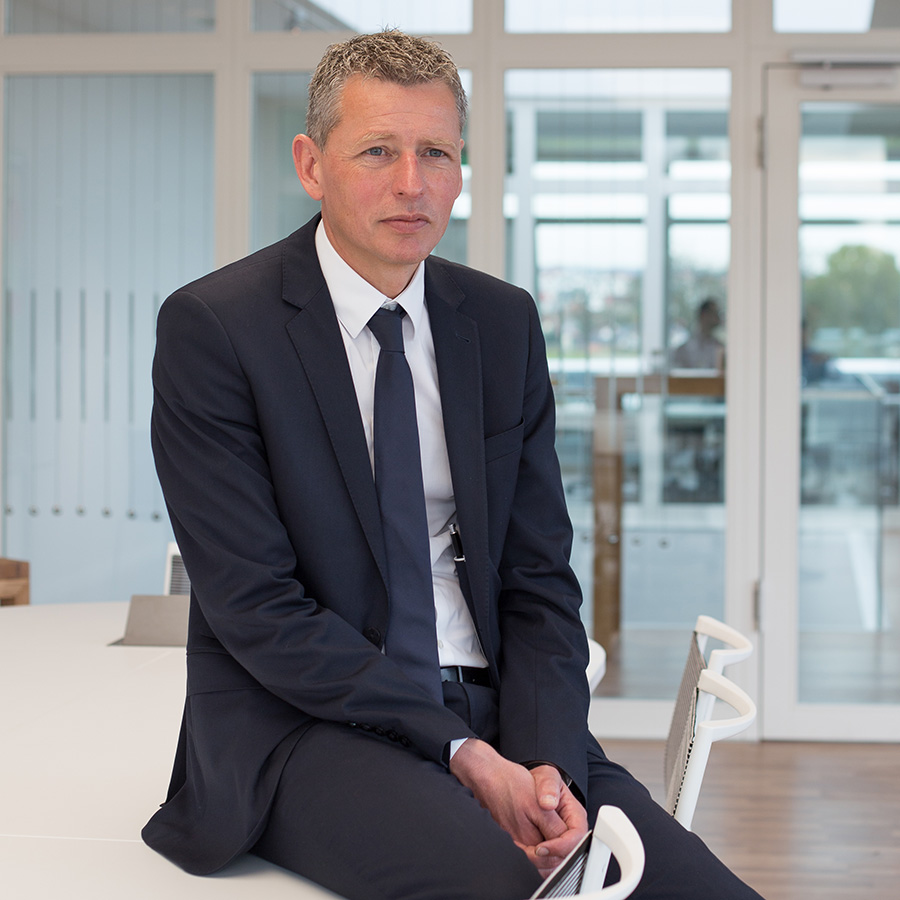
[
  {"x1": 505, "y1": 69, "x2": 733, "y2": 733},
  {"x1": 762, "y1": 65, "x2": 900, "y2": 740}
]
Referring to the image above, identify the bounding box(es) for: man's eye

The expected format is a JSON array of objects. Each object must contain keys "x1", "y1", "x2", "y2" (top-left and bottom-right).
[
  {"x1": 365, "y1": 147, "x2": 385, "y2": 156},
  {"x1": 426, "y1": 148, "x2": 446, "y2": 158}
]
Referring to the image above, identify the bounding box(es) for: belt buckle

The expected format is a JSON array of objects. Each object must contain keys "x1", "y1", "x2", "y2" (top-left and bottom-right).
[{"x1": 441, "y1": 665, "x2": 464, "y2": 683}]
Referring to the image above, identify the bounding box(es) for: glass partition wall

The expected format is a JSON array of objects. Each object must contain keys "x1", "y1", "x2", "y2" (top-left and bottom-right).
[
  {"x1": 252, "y1": 1, "x2": 473, "y2": 33},
  {"x1": 2, "y1": 73, "x2": 214, "y2": 604},
  {"x1": 504, "y1": 69, "x2": 730, "y2": 699},
  {"x1": 6, "y1": 0, "x2": 900, "y2": 741},
  {"x1": 5, "y1": 0, "x2": 216, "y2": 32}
]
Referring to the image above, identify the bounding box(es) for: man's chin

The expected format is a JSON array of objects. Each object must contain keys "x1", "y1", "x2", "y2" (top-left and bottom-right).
[{"x1": 383, "y1": 237, "x2": 441, "y2": 265}]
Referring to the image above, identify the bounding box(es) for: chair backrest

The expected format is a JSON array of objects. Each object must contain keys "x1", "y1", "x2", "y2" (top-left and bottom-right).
[
  {"x1": 663, "y1": 617, "x2": 757, "y2": 831},
  {"x1": 531, "y1": 805, "x2": 645, "y2": 900},
  {"x1": 691, "y1": 615, "x2": 753, "y2": 734},
  {"x1": 694, "y1": 614, "x2": 753, "y2": 675},
  {"x1": 586, "y1": 637, "x2": 607, "y2": 692},
  {"x1": 580, "y1": 805, "x2": 646, "y2": 899},
  {"x1": 164, "y1": 542, "x2": 191, "y2": 595}
]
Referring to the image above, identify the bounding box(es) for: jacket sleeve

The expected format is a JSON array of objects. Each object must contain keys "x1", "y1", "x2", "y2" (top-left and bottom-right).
[
  {"x1": 152, "y1": 288, "x2": 474, "y2": 764},
  {"x1": 493, "y1": 295, "x2": 592, "y2": 795}
]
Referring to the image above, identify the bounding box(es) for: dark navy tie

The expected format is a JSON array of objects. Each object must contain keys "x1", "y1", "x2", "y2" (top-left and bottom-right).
[{"x1": 367, "y1": 307, "x2": 442, "y2": 702}]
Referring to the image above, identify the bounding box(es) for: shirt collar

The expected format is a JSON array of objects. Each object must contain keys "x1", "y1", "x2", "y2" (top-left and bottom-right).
[{"x1": 315, "y1": 220, "x2": 425, "y2": 340}]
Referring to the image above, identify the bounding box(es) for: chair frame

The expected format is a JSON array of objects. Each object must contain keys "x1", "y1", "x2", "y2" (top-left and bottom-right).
[
  {"x1": 579, "y1": 805, "x2": 646, "y2": 899},
  {"x1": 670, "y1": 668, "x2": 757, "y2": 830},
  {"x1": 538, "y1": 805, "x2": 645, "y2": 900},
  {"x1": 694, "y1": 614, "x2": 753, "y2": 674},
  {"x1": 692, "y1": 614, "x2": 754, "y2": 726}
]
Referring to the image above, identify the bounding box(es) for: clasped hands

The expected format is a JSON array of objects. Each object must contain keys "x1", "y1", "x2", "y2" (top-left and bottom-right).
[{"x1": 449, "y1": 738, "x2": 588, "y2": 878}]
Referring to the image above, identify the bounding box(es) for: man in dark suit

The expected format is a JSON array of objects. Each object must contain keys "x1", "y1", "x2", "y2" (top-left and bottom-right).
[{"x1": 144, "y1": 30, "x2": 763, "y2": 900}]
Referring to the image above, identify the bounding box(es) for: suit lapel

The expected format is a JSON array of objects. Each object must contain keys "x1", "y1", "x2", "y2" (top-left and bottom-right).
[
  {"x1": 278, "y1": 227, "x2": 491, "y2": 627},
  {"x1": 281, "y1": 220, "x2": 388, "y2": 582},
  {"x1": 425, "y1": 261, "x2": 491, "y2": 635}
]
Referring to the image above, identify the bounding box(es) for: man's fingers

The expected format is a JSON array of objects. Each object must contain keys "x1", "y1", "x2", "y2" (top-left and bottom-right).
[
  {"x1": 512, "y1": 817, "x2": 547, "y2": 849},
  {"x1": 520, "y1": 844, "x2": 570, "y2": 878},
  {"x1": 537, "y1": 866, "x2": 559, "y2": 879},
  {"x1": 529, "y1": 765, "x2": 564, "y2": 810},
  {"x1": 535, "y1": 830, "x2": 582, "y2": 861}
]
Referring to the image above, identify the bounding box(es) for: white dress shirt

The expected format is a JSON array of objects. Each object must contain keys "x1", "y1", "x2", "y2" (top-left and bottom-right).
[{"x1": 315, "y1": 222, "x2": 487, "y2": 671}]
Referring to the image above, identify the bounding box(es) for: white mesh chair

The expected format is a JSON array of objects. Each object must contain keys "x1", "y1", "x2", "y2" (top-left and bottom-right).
[
  {"x1": 532, "y1": 805, "x2": 645, "y2": 900},
  {"x1": 586, "y1": 637, "x2": 607, "y2": 691},
  {"x1": 164, "y1": 542, "x2": 191, "y2": 595},
  {"x1": 663, "y1": 616, "x2": 757, "y2": 831}
]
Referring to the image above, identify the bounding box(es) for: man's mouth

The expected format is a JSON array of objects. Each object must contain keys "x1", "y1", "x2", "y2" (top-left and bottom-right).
[{"x1": 382, "y1": 215, "x2": 430, "y2": 233}]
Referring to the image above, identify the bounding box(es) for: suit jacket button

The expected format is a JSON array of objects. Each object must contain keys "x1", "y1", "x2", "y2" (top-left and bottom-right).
[
  {"x1": 373, "y1": 726, "x2": 386, "y2": 737},
  {"x1": 387, "y1": 730, "x2": 399, "y2": 742},
  {"x1": 363, "y1": 627, "x2": 382, "y2": 645},
  {"x1": 400, "y1": 736, "x2": 411, "y2": 747}
]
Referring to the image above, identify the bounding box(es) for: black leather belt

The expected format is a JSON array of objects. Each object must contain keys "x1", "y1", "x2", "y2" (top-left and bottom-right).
[{"x1": 440, "y1": 666, "x2": 491, "y2": 687}]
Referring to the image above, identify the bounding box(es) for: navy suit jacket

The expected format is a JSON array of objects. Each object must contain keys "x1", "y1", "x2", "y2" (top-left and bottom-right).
[{"x1": 143, "y1": 215, "x2": 591, "y2": 875}]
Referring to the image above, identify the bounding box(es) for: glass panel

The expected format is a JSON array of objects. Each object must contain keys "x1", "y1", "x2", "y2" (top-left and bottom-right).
[
  {"x1": 252, "y1": 71, "x2": 470, "y2": 264},
  {"x1": 3, "y1": 74, "x2": 214, "y2": 603},
  {"x1": 253, "y1": 0, "x2": 471, "y2": 33},
  {"x1": 252, "y1": 73, "x2": 320, "y2": 253},
  {"x1": 798, "y1": 103, "x2": 900, "y2": 703},
  {"x1": 6, "y1": 0, "x2": 214, "y2": 33},
  {"x1": 775, "y1": 0, "x2": 899, "y2": 33},
  {"x1": 506, "y1": 0, "x2": 730, "y2": 33},
  {"x1": 505, "y1": 69, "x2": 730, "y2": 699}
]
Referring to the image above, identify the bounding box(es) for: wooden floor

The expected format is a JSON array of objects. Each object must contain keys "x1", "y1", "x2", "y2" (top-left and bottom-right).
[{"x1": 602, "y1": 739, "x2": 900, "y2": 899}]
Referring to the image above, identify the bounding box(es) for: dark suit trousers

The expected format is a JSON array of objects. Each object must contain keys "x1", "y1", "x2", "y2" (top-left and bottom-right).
[{"x1": 251, "y1": 683, "x2": 764, "y2": 900}]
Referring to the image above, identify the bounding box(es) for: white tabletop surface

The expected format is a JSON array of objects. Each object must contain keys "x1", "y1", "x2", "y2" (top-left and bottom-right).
[{"x1": 0, "y1": 602, "x2": 340, "y2": 898}]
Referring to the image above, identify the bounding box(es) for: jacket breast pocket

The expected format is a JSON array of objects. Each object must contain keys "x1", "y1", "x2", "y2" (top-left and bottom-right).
[{"x1": 484, "y1": 419, "x2": 525, "y2": 463}]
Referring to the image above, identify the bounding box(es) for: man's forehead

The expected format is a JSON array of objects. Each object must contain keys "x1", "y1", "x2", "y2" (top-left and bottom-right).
[
  {"x1": 335, "y1": 80, "x2": 461, "y2": 138},
  {"x1": 339, "y1": 75, "x2": 458, "y2": 109}
]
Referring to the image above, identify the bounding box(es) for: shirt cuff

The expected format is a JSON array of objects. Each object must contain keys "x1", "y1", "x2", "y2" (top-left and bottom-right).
[{"x1": 448, "y1": 737, "x2": 469, "y2": 761}]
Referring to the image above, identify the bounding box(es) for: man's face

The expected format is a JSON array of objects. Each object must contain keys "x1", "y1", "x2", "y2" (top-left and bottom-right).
[{"x1": 294, "y1": 76, "x2": 463, "y2": 298}]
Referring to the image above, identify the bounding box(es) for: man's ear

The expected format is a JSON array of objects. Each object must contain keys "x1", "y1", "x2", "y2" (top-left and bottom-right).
[{"x1": 293, "y1": 134, "x2": 324, "y2": 201}]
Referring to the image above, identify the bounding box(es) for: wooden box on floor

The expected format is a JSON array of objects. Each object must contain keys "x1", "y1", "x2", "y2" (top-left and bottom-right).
[{"x1": 0, "y1": 558, "x2": 29, "y2": 606}]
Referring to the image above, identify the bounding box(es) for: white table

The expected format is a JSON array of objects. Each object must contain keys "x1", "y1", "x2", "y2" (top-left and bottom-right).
[{"x1": 0, "y1": 602, "x2": 340, "y2": 899}]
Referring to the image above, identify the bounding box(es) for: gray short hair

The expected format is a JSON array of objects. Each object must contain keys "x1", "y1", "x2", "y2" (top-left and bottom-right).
[{"x1": 306, "y1": 30, "x2": 468, "y2": 147}]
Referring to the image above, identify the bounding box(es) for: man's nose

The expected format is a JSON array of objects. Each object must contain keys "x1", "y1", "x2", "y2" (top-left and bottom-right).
[{"x1": 393, "y1": 154, "x2": 425, "y2": 196}]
